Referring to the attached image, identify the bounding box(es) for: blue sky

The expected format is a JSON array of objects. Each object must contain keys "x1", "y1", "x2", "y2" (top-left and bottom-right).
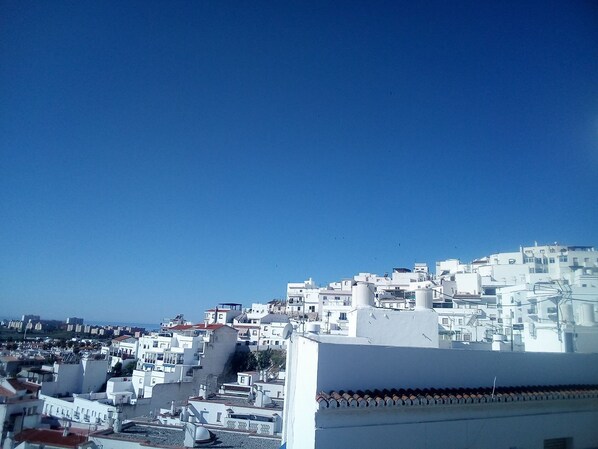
[{"x1": 1, "y1": 1, "x2": 597, "y2": 323}]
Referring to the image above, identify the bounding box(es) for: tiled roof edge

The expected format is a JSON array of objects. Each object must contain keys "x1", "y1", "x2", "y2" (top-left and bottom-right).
[{"x1": 316, "y1": 385, "x2": 598, "y2": 409}]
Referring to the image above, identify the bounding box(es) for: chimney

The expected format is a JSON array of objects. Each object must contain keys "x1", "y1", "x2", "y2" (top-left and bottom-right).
[{"x1": 3, "y1": 432, "x2": 15, "y2": 449}]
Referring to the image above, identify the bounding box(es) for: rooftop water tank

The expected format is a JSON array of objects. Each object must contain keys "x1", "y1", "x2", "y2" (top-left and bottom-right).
[
  {"x1": 579, "y1": 303, "x2": 596, "y2": 326},
  {"x1": 306, "y1": 322, "x2": 320, "y2": 334},
  {"x1": 352, "y1": 282, "x2": 374, "y2": 308},
  {"x1": 414, "y1": 288, "x2": 433, "y2": 310}
]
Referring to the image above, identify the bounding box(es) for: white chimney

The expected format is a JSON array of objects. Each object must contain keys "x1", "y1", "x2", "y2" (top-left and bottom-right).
[
  {"x1": 3, "y1": 432, "x2": 15, "y2": 449},
  {"x1": 352, "y1": 282, "x2": 374, "y2": 308},
  {"x1": 415, "y1": 288, "x2": 433, "y2": 310}
]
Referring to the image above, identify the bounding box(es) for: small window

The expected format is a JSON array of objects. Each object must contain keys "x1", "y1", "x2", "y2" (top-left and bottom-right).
[
  {"x1": 216, "y1": 412, "x2": 222, "y2": 422},
  {"x1": 442, "y1": 318, "x2": 449, "y2": 325},
  {"x1": 549, "y1": 257, "x2": 555, "y2": 263},
  {"x1": 543, "y1": 437, "x2": 571, "y2": 449}
]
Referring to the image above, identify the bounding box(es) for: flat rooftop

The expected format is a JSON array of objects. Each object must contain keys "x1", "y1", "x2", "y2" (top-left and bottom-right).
[
  {"x1": 92, "y1": 422, "x2": 280, "y2": 449},
  {"x1": 189, "y1": 394, "x2": 283, "y2": 410}
]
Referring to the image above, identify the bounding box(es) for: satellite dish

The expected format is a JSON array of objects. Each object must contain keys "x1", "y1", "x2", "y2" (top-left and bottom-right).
[{"x1": 282, "y1": 323, "x2": 293, "y2": 340}]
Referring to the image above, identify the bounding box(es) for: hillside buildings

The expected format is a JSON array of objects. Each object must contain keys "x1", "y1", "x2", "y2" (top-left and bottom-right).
[
  {"x1": 0, "y1": 378, "x2": 43, "y2": 441},
  {"x1": 2, "y1": 240, "x2": 596, "y2": 449},
  {"x1": 284, "y1": 242, "x2": 598, "y2": 354},
  {"x1": 281, "y1": 291, "x2": 598, "y2": 448}
]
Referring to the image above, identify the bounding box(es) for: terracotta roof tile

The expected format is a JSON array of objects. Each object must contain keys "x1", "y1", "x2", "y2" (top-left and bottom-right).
[
  {"x1": 15, "y1": 429, "x2": 87, "y2": 448},
  {"x1": 112, "y1": 335, "x2": 134, "y2": 342},
  {"x1": 0, "y1": 386, "x2": 15, "y2": 397},
  {"x1": 316, "y1": 385, "x2": 598, "y2": 409}
]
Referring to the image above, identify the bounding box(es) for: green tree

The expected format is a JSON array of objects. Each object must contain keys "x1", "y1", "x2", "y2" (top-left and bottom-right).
[
  {"x1": 270, "y1": 350, "x2": 286, "y2": 369},
  {"x1": 254, "y1": 348, "x2": 272, "y2": 370},
  {"x1": 122, "y1": 363, "x2": 135, "y2": 377},
  {"x1": 111, "y1": 362, "x2": 123, "y2": 377}
]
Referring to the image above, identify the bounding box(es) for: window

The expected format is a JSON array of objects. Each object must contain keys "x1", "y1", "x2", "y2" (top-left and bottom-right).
[
  {"x1": 543, "y1": 438, "x2": 571, "y2": 449},
  {"x1": 524, "y1": 257, "x2": 534, "y2": 263},
  {"x1": 535, "y1": 258, "x2": 543, "y2": 264},
  {"x1": 309, "y1": 306, "x2": 315, "y2": 312},
  {"x1": 442, "y1": 318, "x2": 449, "y2": 325},
  {"x1": 559, "y1": 256, "x2": 567, "y2": 262},
  {"x1": 573, "y1": 257, "x2": 579, "y2": 266},
  {"x1": 339, "y1": 312, "x2": 347, "y2": 321},
  {"x1": 216, "y1": 412, "x2": 222, "y2": 423},
  {"x1": 549, "y1": 257, "x2": 555, "y2": 263}
]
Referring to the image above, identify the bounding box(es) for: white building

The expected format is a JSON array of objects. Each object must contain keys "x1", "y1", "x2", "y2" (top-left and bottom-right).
[
  {"x1": 203, "y1": 303, "x2": 243, "y2": 325},
  {"x1": 133, "y1": 324, "x2": 237, "y2": 399},
  {"x1": 286, "y1": 278, "x2": 319, "y2": 318},
  {"x1": 258, "y1": 314, "x2": 290, "y2": 348},
  {"x1": 432, "y1": 243, "x2": 598, "y2": 351},
  {"x1": 103, "y1": 335, "x2": 138, "y2": 369},
  {"x1": 185, "y1": 370, "x2": 285, "y2": 436},
  {"x1": 30, "y1": 354, "x2": 109, "y2": 398},
  {"x1": 281, "y1": 295, "x2": 598, "y2": 449},
  {"x1": 40, "y1": 392, "x2": 116, "y2": 428},
  {"x1": 0, "y1": 378, "x2": 43, "y2": 445}
]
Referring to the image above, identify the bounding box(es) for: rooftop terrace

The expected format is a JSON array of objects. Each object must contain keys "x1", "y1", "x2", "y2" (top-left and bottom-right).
[{"x1": 92, "y1": 422, "x2": 280, "y2": 449}]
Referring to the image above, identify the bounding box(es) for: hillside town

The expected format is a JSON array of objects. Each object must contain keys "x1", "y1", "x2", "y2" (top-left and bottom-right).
[{"x1": 1, "y1": 242, "x2": 598, "y2": 449}]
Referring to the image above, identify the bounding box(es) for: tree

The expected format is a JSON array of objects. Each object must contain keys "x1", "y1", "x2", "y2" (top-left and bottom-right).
[
  {"x1": 122, "y1": 362, "x2": 135, "y2": 377},
  {"x1": 254, "y1": 348, "x2": 272, "y2": 370},
  {"x1": 111, "y1": 362, "x2": 123, "y2": 377},
  {"x1": 270, "y1": 350, "x2": 286, "y2": 370}
]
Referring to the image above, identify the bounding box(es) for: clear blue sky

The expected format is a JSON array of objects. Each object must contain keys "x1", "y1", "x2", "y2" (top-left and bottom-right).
[{"x1": 1, "y1": 1, "x2": 597, "y2": 323}]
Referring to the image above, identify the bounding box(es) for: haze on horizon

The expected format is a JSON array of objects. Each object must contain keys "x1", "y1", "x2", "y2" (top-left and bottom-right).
[{"x1": 1, "y1": 1, "x2": 597, "y2": 323}]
